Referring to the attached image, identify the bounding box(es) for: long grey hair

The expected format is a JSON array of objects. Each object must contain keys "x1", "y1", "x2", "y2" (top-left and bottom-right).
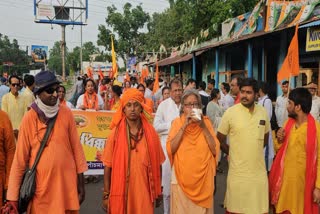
[{"x1": 180, "y1": 89, "x2": 203, "y2": 115}]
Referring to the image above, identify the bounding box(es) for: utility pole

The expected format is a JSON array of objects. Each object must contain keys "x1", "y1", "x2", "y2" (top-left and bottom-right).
[
  {"x1": 80, "y1": 19, "x2": 83, "y2": 75},
  {"x1": 61, "y1": 24, "x2": 66, "y2": 81}
]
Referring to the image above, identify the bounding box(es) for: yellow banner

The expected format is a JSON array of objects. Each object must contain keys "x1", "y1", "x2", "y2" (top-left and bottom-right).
[
  {"x1": 306, "y1": 27, "x2": 320, "y2": 52},
  {"x1": 72, "y1": 110, "x2": 115, "y2": 174}
]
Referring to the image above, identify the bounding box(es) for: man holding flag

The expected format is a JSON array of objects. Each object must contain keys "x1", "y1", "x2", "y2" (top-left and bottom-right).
[
  {"x1": 269, "y1": 87, "x2": 320, "y2": 214},
  {"x1": 268, "y1": 25, "x2": 320, "y2": 214}
]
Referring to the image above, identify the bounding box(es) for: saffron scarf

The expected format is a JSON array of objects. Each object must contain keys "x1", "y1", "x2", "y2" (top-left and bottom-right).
[
  {"x1": 107, "y1": 117, "x2": 162, "y2": 214},
  {"x1": 269, "y1": 114, "x2": 318, "y2": 213},
  {"x1": 107, "y1": 88, "x2": 161, "y2": 213},
  {"x1": 59, "y1": 99, "x2": 66, "y2": 106},
  {"x1": 83, "y1": 92, "x2": 98, "y2": 109}
]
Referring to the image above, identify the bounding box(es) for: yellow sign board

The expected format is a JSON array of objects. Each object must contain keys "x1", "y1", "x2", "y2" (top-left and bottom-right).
[
  {"x1": 72, "y1": 110, "x2": 114, "y2": 175},
  {"x1": 306, "y1": 27, "x2": 320, "y2": 52}
]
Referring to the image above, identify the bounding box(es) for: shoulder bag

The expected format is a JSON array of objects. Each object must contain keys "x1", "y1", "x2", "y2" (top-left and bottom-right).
[{"x1": 18, "y1": 115, "x2": 57, "y2": 213}]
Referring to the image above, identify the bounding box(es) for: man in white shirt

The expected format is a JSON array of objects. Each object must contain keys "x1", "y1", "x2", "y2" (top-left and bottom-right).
[
  {"x1": 275, "y1": 80, "x2": 289, "y2": 128},
  {"x1": 305, "y1": 82, "x2": 320, "y2": 121},
  {"x1": 144, "y1": 78, "x2": 154, "y2": 100},
  {"x1": 153, "y1": 78, "x2": 183, "y2": 214},
  {"x1": 0, "y1": 77, "x2": 9, "y2": 109},
  {"x1": 198, "y1": 81, "x2": 210, "y2": 115},
  {"x1": 219, "y1": 82, "x2": 234, "y2": 111},
  {"x1": 257, "y1": 82, "x2": 274, "y2": 171}
]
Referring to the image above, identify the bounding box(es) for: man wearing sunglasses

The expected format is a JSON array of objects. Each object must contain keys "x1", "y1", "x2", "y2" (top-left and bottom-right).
[
  {"x1": 1, "y1": 75, "x2": 28, "y2": 140},
  {"x1": 6, "y1": 70, "x2": 88, "y2": 213}
]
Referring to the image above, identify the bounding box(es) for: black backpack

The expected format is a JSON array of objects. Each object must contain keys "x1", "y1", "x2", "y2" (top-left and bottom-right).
[{"x1": 263, "y1": 98, "x2": 279, "y2": 131}]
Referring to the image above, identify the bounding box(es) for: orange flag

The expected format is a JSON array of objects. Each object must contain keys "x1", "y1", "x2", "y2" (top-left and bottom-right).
[
  {"x1": 277, "y1": 25, "x2": 300, "y2": 83},
  {"x1": 125, "y1": 71, "x2": 130, "y2": 82},
  {"x1": 87, "y1": 67, "x2": 93, "y2": 79},
  {"x1": 98, "y1": 66, "x2": 104, "y2": 80},
  {"x1": 111, "y1": 35, "x2": 118, "y2": 78},
  {"x1": 153, "y1": 62, "x2": 159, "y2": 93}
]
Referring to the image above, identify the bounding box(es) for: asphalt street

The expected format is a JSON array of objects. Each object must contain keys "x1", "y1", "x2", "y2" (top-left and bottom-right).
[{"x1": 80, "y1": 159, "x2": 228, "y2": 214}]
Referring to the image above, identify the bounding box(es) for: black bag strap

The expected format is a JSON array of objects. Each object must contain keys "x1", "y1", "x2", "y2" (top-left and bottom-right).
[
  {"x1": 30, "y1": 115, "x2": 58, "y2": 172},
  {"x1": 262, "y1": 97, "x2": 270, "y2": 107}
]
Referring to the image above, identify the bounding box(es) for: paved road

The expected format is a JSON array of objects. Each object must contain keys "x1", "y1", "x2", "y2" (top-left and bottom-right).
[{"x1": 80, "y1": 159, "x2": 228, "y2": 214}]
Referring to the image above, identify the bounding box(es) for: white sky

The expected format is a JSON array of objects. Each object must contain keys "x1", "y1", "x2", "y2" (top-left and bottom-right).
[{"x1": 0, "y1": 0, "x2": 169, "y2": 54}]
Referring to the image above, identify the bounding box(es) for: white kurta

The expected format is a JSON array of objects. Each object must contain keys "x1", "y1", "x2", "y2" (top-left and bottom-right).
[
  {"x1": 219, "y1": 93, "x2": 234, "y2": 111},
  {"x1": 275, "y1": 95, "x2": 288, "y2": 128},
  {"x1": 310, "y1": 95, "x2": 320, "y2": 122},
  {"x1": 76, "y1": 94, "x2": 104, "y2": 109},
  {"x1": 258, "y1": 95, "x2": 274, "y2": 171},
  {"x1": 153, "y1": 97, "x2": 180, "y2": 196}
]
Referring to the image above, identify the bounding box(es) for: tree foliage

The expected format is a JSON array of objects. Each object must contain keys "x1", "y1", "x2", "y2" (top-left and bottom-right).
[
  {"x1": 144, "y1": 0, "x2": 258, "y2": 52},
  {"x1": 0, "y1": 34, "x2": 30, "y2": 75},
  {"x1": 97, "y1": 0, "x2": 258, "y2": 63},
  {"x1": 48, "y1": 41, "x2": 105, "y2": 75},
  {"x1": 97, "y1": 3, "x2": 150, "y2": 63}
]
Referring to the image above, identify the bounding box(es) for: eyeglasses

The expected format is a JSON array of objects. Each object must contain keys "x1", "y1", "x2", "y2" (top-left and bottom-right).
[
  {"x1": 11, "y1": 83, "x2": 20, "y2": 87},
  {"x1": 44, "y1": 87, "x2": 58, "y2": 94},
  {"x1": 184, "y1": 103, "x2": 199, "y2": 108}
]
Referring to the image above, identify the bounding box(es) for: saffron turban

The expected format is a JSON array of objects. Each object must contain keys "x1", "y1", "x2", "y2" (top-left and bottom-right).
[{"x1": 110, "y1": 88, "x2": 152, "y2": 129}]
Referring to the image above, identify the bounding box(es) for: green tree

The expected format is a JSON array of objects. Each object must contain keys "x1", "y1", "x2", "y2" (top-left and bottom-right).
[
  {"x1": 144, "y1": 0, "x2": 258, "y2": 52},
  {"x1": 0, "y1": 34, "x2": 29, "y2": 75},
  {"x1": 67, "y1": 42, "x2": 106, "y2": 73},
  {"x1": 47, "y1": 41, "x2": 69, "y2": 75},
  {"x1": 97, "y1": 3, "x2": 150, "y2": 64}
]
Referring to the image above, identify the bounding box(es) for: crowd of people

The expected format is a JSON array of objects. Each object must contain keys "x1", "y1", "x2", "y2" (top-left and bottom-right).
[{"x1": 0, "y1": 70, "x2": 320, "y2": 214}]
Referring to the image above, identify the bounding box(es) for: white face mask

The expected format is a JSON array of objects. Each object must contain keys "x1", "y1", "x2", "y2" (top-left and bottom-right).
[{"x1": 35, "y1": 96, "x2": 59, "y2": 118}]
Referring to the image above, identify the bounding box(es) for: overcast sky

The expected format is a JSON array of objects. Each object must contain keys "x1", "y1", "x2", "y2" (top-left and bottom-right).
[{"x1": 0, "y1": 0, "x2": 169, "y2": 54}]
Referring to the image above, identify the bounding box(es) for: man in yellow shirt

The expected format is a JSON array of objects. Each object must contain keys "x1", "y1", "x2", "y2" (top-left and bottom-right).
[
  {"x1": 269, "y1": 87, "x2": 320, "y2": 214},
  {"x1": 1, "y1": 75, "x2": 27, "y2": 139},
  {"x1": 22, "y1": 74, "x2": 35, "y2": 109},
  {"x1": 217, "y1": 78, "x2": 270, "y2": 214}
]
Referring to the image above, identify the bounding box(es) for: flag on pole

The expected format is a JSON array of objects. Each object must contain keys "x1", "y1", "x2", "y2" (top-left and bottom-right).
[
  {"x1": 111, "y1": 35, "x2": 118, "y2": 78},
  {"x1": 125, "y1": 71, "x2": 130, "y2": 82},
  {"x1": 277, "y1": 25, "x2": 300, "y2": 83},
  {"x1": 153, "y1": 61, "x2": 159, "y2": 94},
  {"x1": 140, "y1": 67, "x2": 149, "y2": 85},
  {"x1": 87, "y1": 66, "x2": 93, "y2": 79},
  {"x1": 98, "y1": 66, "x2": 104, "y2": 80}
]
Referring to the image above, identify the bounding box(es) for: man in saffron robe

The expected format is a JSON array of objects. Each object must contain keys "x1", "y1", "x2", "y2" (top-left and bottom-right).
[
  {"x1": 0, "y1": 110, "x2": 15, "y2": 206},
  {"x1": 102, "y1": 88, "x2": 165, "y2": 214},
  {"x1": 5, "y1": 70, "x2": 88, "y2": 214},
  {"x1": 269, "y1": 87, "x2": 320, "y2": 214}
]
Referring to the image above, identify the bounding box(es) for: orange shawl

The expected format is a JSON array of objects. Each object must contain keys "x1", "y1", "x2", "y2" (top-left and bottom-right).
[
  {"x1": 166, "y1": 115, "x2": 220, "y2": 208},
  {"x1": 269, "y1": 114, "x2": 318, "y2": 213},
  {"x1": 105, "y1": 88, "x2": 161, "y2": 213},
  {"x1": 59, "y1": 99, "x2": 66, "y2": 106},
  {"x1": 83, "y1": 92, "x2": 98, "y2": 110}
]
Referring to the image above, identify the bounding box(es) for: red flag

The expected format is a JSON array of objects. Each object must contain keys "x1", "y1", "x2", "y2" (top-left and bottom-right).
[
  {"x1": 277, "y1": 25, "x2": 300, "y2": 83},
  {"x1": 153, "y1": 62, "x2": 159, "y2": 93}
]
